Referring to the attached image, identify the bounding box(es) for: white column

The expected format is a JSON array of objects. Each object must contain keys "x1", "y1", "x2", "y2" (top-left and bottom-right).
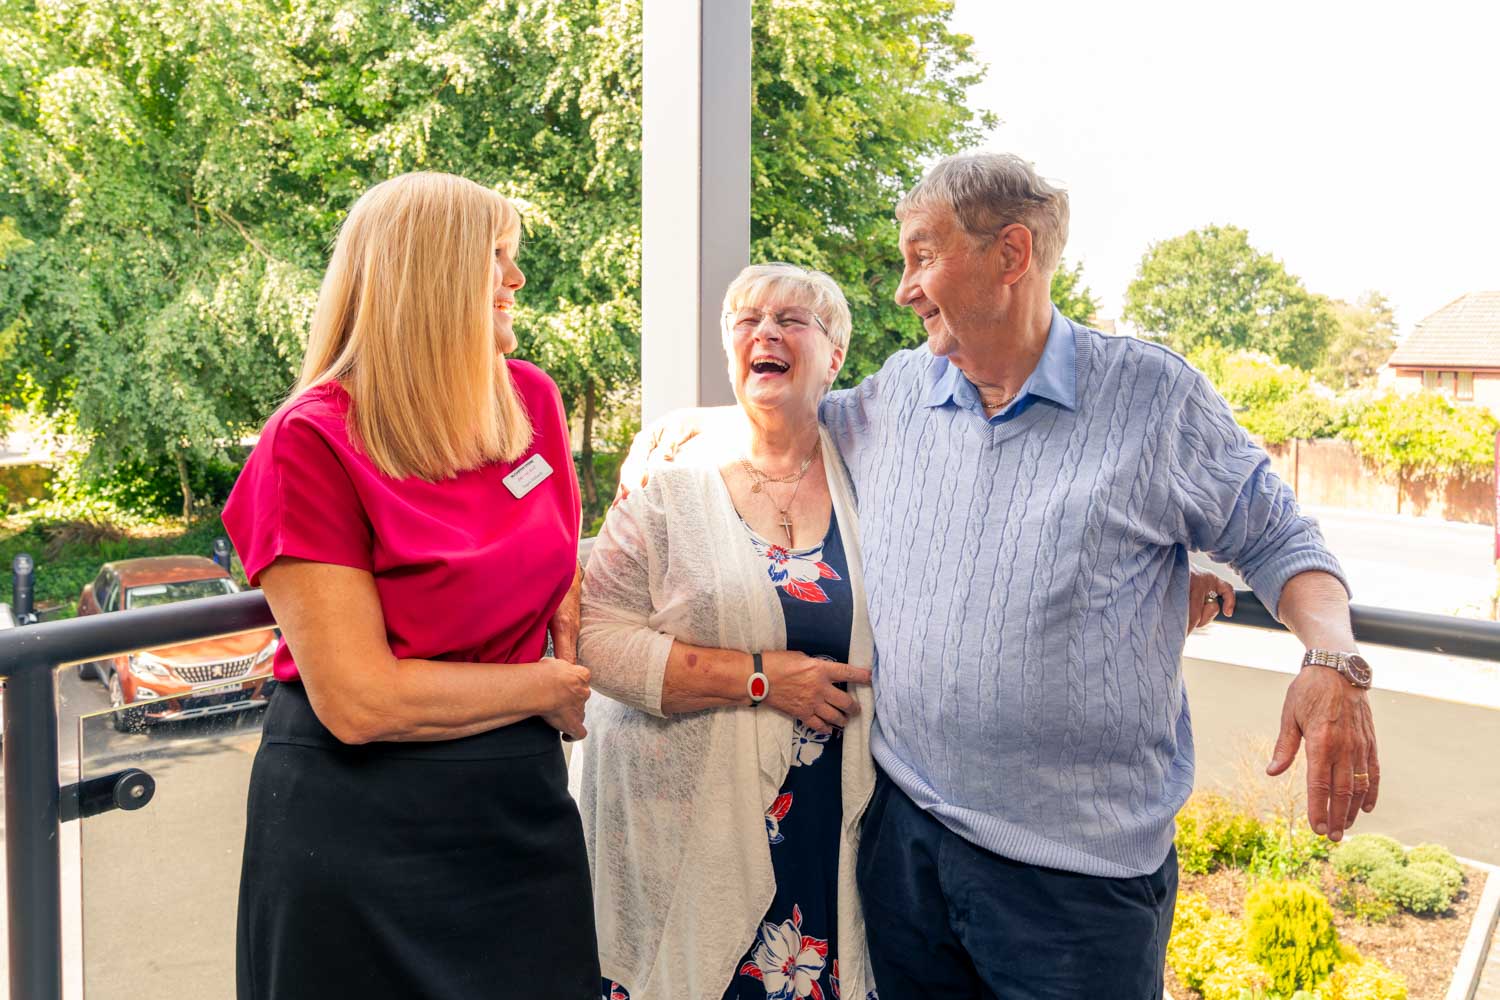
[{"x1": 641, "y1": 0, "x2": 751, "y2": 423}]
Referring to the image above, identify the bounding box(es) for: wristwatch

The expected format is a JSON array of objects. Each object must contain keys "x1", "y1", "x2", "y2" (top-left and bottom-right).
[{"x1": 1301, "y1": 649, "x2": 1373, "y2": 689}]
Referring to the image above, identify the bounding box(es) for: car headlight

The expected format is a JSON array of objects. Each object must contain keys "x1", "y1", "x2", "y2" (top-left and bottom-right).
[
  {"x1": 254, "y1": 639, "x2": 278, "y2": 664},
  {"x1": 128, "y1": 652, "x2": 172, "y2": 680}
]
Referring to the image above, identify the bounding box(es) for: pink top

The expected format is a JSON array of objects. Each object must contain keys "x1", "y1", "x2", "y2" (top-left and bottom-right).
[{"x1": 222, "y1": 361, "x2": 581, "y2": 683}]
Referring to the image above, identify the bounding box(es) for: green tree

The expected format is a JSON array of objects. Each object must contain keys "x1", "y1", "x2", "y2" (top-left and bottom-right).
[
  {"x1": 1191, "y1": 345, "x2": 1342, "y2": 444},
  {"x1": 1050, "y1": 259, "x2": 1099, "y2": 325},
  {"x1": 0, "y1": 0, "x2": 644, "y2": 519},
  {"x1": 1, "y1": 0, "x2": 989, "y2": 523},
  {"x1": 1317, "y1": 291, "x2": 1398, "y2": 389},
  {"x1": 1123, "y1": 225, "x2": 1337, "y2": 370},
  {"x1": 748, "y1": 1, "x2": 991, "y2": 385}
]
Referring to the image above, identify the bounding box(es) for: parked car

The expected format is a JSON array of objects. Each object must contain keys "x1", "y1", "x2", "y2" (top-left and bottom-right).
[{"x1": 77, "y1": 557, "x2": 277, "y2": 732}]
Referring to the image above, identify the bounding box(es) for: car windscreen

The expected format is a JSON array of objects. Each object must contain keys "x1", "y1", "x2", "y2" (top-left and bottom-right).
[{"x1": 124, "y1": 578, "x2": 239, "y2": 609}]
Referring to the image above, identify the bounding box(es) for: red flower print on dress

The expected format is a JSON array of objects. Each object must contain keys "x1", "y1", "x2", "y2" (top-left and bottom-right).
[
  {"x1": 766, "y1": 792, "x2": 793, "y2": 845},
  {"x1": 750, "y1": 537, "x2": 842, "y2": 603},
  {"x1": 738, "y1": 903, "x2": 829, "y2": 1000}
]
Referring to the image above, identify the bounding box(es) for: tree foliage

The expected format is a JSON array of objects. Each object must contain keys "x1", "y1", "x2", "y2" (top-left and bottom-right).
[
  {"x1": 1317, "y1": 291, "x2": 1398, "y2": 390},
  {"x1": 1190, "y1": 345, "x2": 1342, "y2": 444},
  {"x1": 1340, "y1": 391, "x2": 1499, "y2": 482},
  {"x1": 1050, "y1": 259, "x2": 1099, "y2": 326},
  {"x1": 0, "y1": 0, "x2": 988, "y2": 520},
  {"x1": 748, "y1": 0, "x2": 990, "y2": 385},
  {"x1": 1124, "y1": 225, "x2": 1337, "y2": 370}
]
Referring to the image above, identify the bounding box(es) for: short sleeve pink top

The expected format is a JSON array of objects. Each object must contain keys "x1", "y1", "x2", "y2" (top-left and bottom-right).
[{"x1": 221, "y1": 360, "x2": 581, "y2": 682}]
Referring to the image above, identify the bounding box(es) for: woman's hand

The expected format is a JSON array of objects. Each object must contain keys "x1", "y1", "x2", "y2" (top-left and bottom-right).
[
  {"x1": 537, "y1": 657, "x2": 592, "y2": 741},
  {"x1": 761, "y1": 651, "x2": 872, "y2": 733},
  {"x1": 1189, "y1": 567, "x2": 1237, "y2": 633}
]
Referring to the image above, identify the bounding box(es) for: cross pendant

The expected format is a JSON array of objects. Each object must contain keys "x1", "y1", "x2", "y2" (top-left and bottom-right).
[{"x1": 778, "y1": 509, "x2": 794, "y2": 547}]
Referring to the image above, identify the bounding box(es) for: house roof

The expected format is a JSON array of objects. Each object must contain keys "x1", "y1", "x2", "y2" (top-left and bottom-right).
[{"x1": 1387, "y1": 292, "x2": 1500, "y2": 369}]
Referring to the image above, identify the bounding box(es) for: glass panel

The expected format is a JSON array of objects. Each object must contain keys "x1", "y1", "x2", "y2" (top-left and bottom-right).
[{"x1": 78, "y1": 673, "x2": 274, "y2": 999}]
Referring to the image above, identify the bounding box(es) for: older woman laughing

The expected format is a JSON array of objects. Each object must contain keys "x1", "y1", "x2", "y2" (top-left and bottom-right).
[{"x1": 575, "y1": 263, "x2": 877, "y2": 1000}]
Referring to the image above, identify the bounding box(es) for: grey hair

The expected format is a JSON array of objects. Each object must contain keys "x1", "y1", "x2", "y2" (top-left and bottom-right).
[
  {"x1": 721, "y1": 262, "x2": 853, "y2": 355},
  {"x1": 896, "y1": 152, "x2": 1070, "y2": 274}
]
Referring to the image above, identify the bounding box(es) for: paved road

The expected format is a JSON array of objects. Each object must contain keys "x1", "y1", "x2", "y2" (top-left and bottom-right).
[{"x1": 1218, "y1": 505, "x2": 1497, "y2": 619}]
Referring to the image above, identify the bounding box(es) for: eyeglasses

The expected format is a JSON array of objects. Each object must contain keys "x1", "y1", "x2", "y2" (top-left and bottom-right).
[{"x1": 724, "y1": 308, "x2": 830, "y2": 339}]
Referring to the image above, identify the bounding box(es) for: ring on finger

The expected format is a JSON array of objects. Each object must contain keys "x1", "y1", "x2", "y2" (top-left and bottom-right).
[{"x1": 1204, "y1": 590, "x2": 1220, "y2": 605}]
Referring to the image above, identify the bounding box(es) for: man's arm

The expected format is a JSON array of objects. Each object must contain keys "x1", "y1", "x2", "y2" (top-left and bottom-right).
[
  {"x1": 1167, "y1": 373, "x2": 1375, "y2": 841},
  {"x1": 1265, "y1": 570, "x2": 1378, "y2": 842}
]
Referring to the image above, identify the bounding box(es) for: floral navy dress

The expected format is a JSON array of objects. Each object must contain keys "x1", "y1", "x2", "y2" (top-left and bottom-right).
[{"x1": 603, "y1": 513, "x2": 861, "y2": 1000}]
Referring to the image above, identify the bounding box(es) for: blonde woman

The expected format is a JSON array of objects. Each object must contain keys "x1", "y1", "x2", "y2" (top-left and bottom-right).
[{"x1": 222, "y1": 172, "x2": 598, "y2": 999}]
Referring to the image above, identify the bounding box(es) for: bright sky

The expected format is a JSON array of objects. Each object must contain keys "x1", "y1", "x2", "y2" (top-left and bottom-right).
[{"x1": 948, "y1": 0, "x2": 1500, "y2": 333}]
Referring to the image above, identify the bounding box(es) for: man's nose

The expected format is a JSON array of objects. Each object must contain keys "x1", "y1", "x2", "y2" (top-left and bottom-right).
[{"x1": 894, "y1": 270, "x2": 919, "y2": 307}]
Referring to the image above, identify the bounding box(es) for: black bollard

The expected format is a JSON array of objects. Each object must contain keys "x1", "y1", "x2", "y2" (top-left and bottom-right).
[{"x1": 11, "y1": 553, "x2": 34, "y2": 625}]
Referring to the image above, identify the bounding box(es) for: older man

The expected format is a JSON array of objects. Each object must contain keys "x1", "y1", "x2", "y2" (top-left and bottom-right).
[{"x1": 817, "y1": 152, "x2": 1378, "y2": 998}]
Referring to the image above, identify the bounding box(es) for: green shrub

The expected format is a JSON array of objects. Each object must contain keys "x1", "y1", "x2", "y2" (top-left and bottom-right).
[
  {"x1": 1408, "y1": 860, "x2": 1463, "y2": 898},
  {"x1": 1367, "y1": 863, "x2": 1454, "y2": 915},
  {"x1": 1406, "y1": 843, "x2": 1463, "y2": 879},
  {"x1": 1167, "y1": 893, "x2": 1271, "y2": 1000},
  {"x1": 1341, "y1": 390, "x2": 1500, "y2": 483},
  {"x1": 1334, "y1": 877, "x2": 1398, "y2": 924},
  {"x1": 1251, "y1": 823, "x2": 1333, "y2": 879},
  {"x1": 1330, "y1": 834, "x2": 1406, "y2": 881},
  {"x1": 1244, "y1": 881, "x2": 1343, "y2": 995},
  {"x1": 1175, "y1": 794, "x2": 1271, "y2": 874},
  {"x1": 1322, "y1": 958, "x2": 1409, "y2": 1000}
]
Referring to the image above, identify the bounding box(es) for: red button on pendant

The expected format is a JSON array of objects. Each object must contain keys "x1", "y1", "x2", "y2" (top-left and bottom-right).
[{"x1": 749, "y1": 675, "x2": 767, "y2": 699}]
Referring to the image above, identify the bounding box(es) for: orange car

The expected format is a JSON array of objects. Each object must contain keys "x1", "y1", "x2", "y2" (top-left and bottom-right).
[{"x1": 77, "y1": 556, "x2": 278, "y2": 731}]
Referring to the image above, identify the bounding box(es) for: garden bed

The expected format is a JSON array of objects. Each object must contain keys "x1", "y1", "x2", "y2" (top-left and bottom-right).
[{"x1": 1165, "y1": 860, "x2": 1488, "y2": 1000}]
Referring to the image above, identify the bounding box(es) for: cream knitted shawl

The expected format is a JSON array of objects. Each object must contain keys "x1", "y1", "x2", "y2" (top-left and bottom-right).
[{"x1": 571, "y1": 409, "x2": 876, "y2": 1000}]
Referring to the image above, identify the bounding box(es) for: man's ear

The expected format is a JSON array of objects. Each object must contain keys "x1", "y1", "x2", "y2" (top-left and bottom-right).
[{"x1": 996, "y1": 223, "x2": 1034, "y2": 287}]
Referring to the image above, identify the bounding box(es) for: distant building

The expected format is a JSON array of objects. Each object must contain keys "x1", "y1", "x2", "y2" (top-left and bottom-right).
[{"x1": 1382, "y1": 291, "x2": 1500, "y2": 407}]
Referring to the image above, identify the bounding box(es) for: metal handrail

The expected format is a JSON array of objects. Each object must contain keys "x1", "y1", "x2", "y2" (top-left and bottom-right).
[{"x1": 4, "y1": 587, "x2": 1500, "y2": 1000}]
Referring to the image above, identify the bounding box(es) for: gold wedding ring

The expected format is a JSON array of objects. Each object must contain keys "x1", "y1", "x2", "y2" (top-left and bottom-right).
[{"x1": 1204, "y1": 591, "x2": 1220, "y2": 605}]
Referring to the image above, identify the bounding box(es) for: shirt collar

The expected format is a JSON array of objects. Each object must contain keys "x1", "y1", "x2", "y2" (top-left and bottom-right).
[{"x1": 923, "y1": 306, "x2": 1079, "y2": 413}]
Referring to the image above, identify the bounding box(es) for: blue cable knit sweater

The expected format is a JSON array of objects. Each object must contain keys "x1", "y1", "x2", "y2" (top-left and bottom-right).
[{"x1": 819, "y1": 314, "x2": 1346, "y2": 877}]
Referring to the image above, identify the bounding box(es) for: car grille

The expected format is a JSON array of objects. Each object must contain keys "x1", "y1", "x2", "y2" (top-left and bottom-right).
[{"x1": 174, "y1": 655, "x2": 257, "y2": 685}]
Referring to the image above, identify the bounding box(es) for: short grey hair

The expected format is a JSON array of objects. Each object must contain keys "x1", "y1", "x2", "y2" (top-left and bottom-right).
[
  {"x1": 896, "y1": 152, "x2": 1070, "y2": 274},
  {"x1": 721, "y1": 262, "x2": 853, "y2": 355}
]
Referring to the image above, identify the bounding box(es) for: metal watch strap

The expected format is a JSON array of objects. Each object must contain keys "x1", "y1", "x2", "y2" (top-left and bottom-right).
[{"x1": 1302, "y1": 648, "x2": 1370, "y2": 687}]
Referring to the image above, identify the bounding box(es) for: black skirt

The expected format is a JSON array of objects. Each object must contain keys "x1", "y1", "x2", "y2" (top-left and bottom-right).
[{"x1": 237, "y1": 684, "x2": 599, "y2": 1000}]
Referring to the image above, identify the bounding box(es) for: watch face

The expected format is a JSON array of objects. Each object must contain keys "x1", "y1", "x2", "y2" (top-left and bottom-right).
[{"x1": 1344, "y1": 654, "x2": 1372, "y2": 687}]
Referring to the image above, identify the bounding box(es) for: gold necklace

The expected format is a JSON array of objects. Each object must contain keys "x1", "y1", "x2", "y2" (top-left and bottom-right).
[{"x1": 739, "y1": 441, "x2": 820, "y2": 546}]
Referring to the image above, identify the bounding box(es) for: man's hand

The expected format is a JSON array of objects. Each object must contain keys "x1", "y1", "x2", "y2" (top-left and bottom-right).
[
  {"x1": 1266, "y1": 665, "x2": 1379, "y2": 841},
  {"x1": 1187, "y1": 567, "x2": 1236, "y2": 633}
]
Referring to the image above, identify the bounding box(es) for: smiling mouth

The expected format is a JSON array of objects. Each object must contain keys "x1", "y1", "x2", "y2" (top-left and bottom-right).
[
  {"x1": 750, "y1": 358, "x2": 790, "y2": 375},
  {"x1": 494, "y1": 300, "x2": 513, "y2": 312}
]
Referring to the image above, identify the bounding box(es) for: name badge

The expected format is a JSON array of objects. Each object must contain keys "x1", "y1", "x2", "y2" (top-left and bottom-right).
[{"x1": 503, "y1": 453, "x2": 554, "y2": 499}]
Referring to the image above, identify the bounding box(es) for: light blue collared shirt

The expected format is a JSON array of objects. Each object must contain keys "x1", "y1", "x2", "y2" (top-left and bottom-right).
[
  {"x1": 923, "y1": 306, "x2": 1078, "y2": 423},
  {"x1": 820, "y1": 309, "x2": 1347, "y2": 877}
]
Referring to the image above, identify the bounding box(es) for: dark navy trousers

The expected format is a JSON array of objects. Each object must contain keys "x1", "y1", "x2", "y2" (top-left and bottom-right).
[{"x1": 856, "y1": 768, "x2": 1178, "y2": 1000}]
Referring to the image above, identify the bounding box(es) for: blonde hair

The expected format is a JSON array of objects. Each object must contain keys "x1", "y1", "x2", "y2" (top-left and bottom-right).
[
  {"x1": 721, "y1": 263, "x2": 853, "y2": 354},
  {"x1": 295, "y1": 172, "x2": 532, "y2": 481},
  {"x1": 896, "y1": 152, "x2": 1070, "y2": 274}
]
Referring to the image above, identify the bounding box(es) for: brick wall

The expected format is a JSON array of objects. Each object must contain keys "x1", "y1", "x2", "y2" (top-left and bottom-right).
[{"x1": 1258, "y1": 437, "x2": 1494, "y2": 526}]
